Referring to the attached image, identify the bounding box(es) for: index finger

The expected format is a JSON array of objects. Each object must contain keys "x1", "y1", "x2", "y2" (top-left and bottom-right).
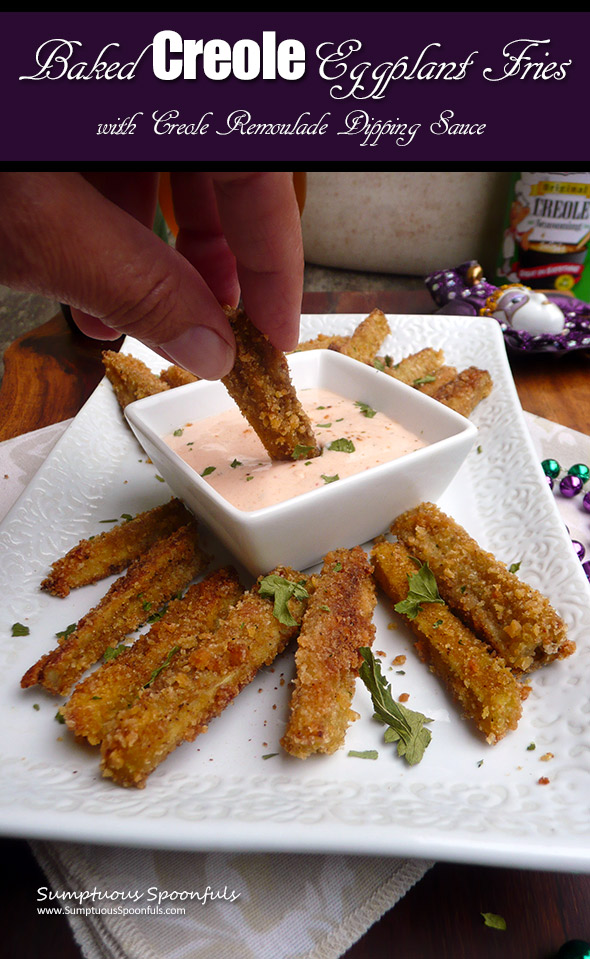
[{"x1": 210, "y1": 172, "x2": 304, "y2": 352}]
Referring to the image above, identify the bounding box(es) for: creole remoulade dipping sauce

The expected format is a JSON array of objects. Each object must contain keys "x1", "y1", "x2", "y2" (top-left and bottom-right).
[{"x1": 165, "y1": 388, "x2": 425, "y2": 512}]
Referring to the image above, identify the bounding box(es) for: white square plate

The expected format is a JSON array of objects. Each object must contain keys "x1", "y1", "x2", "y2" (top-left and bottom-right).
[{"x1": 1, "y1": 314, "x2": 589, "y2": 871}]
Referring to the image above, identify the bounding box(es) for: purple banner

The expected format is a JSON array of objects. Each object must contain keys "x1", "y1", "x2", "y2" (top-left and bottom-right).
[{"x1": 2, "y1": 11, "x2": 588, "y2": 162}]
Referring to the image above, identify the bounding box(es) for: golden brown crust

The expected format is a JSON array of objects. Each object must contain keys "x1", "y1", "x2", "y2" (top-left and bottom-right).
[
  {"x1": 432, "y1": 367, "x2": 493, "y2": 416},
  {"x1": 100, "y1": 566, "x2": 309, "y2": 787},
  {"x1": 63, "y1": 567, "x2": 244, "y2": 744},
  {"x1": 387, "y1": 348, "x2": 445, "y2": 386},
  {"x1": 295, "y1": 333, "x2": 349, "y2": 352},
  {"x1": 329, "y1": 309, "x2": 391, "y2": 365},
  {"x1": 372, "y1": 541, "x2": 528, "y2": 744},
  {"x1": 281, "y1": 546, "x2": 376, "y2": 759},
  {"x1": 41, "y1": 499, "x2": 192, "y2": 597},
  {"x1": 159, "y1": 365, "x2": 199, "y2": 388},
  {"x1": 22, "y1": 523, "x2": 209, "y2": 695},
  {"x1": 221, "y1": 307, "x2": 320, "y2": 461},
  {"x1": 102, "y1": 351, "x2": 169, "y2": 409},
  {"x1": 414, "y1": 365, "x2": 458, "y2": 396},
  {"x1": 391, "y1": 502, "x2": 574, "y2": 672}
]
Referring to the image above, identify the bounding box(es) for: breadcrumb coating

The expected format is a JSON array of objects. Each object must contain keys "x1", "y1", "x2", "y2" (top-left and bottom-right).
[
  {"x1": 281, "y1": 546, "x2": 376, "y2": 759},
  {"x1": 329, "y1": 308, "x2": 391, "y2": 365},
  {"x1": 432, "y1": 367, "x2": 493, "y2": 416},
  {"x1": 22, "y1": 522, "x2": 208, "y2": 695},
  {"x1": 372, "y1": 541, "x2": 529, "y2": 744},
  {"x1": 221, "y1": 307, "x2": 320, "y2": 461},
  {"x1": 387, "y1": 348, "x2": 445, "y2": 386},
  {"x1": 159, "y1": 365, "x2": 199, "y2": 388},
  {"x1": 41, "y1": 499, "x2": 192, "y2": 597},
  {"x1": 102, "y1": 351, "x2": 169, "y2": 409},
  {"x1": 391, "y1": 502, "x2": 574, "y2": 673},
  {"x1": 63, "y1": 567, "x2": 243, "y2": 744},
  {"x1": 101, "y1": 566, "x2": 309, "y2": 787}
]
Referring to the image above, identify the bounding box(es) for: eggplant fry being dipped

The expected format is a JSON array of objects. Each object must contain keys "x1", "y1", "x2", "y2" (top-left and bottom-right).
[{"x1": 222, "y1": 307, "x2": 320, "y2": 461}]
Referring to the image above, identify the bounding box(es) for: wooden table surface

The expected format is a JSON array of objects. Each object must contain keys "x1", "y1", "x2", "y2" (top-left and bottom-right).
[{"x1": 1, "y1": 290, "x2": 590, "y2": 959}]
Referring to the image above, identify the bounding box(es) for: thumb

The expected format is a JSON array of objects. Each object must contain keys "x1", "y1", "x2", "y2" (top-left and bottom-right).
[{"x1": 0, "y1": 173, "x2": 235, "y2": 379}]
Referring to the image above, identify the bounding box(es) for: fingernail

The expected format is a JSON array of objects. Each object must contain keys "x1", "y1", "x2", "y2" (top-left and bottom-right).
[{"x1": 163, "y1": 327, "x2": 234, "y2": 379}]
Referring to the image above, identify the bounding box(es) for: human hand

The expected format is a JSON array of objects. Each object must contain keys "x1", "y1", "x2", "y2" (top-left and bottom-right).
[{"x1": 0, "y1": 171, "x2": 304, "y2": 378}]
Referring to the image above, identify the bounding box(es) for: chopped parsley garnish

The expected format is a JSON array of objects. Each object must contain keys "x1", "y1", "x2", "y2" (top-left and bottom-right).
[
  {"x1": 11, "y1": 622, "x2": 30, "y2": 637},
  {"x1": 321, "y1": 474, "x2": 339, "y2": 484},
  {"x1": 481, "y1": 913, "x2": 506, "y2": 931},
  {"x1": 373, "y1": 358, "x2": 385, "y2": 371},
  {"x1": 527, "y1": 742, "x2": 536, "y2": 751},
  {"x1": 333, "y1": 561, "x2": 342, "y2": 572},
  {"x1": 477, "y1": 445, "x2": 483, "y2": 454},
  {"x1": 394, "y1": 561, "x2": 445, "y2": 620},
  {"x1": 292, "y1": 444, "x2": 315, "y2": 460},
  {"x1": 316, "y1": 422, "x2": 332, "y2": 428},
  {"x1": 147, "y1": 603, "x2": 169, "y2": 623},
  {"x1": 359, "y1": 648, "x2": 432, "y2": 765},
  {"x1": 200, "y1": 466, "x2": 216, "y2": 477},
  {"x1": 144, "y1": 645, "x2": 180, "y2": 687},
  {"x1": 103, "y1": 644, "x2": 128, "y2": 662},
  {"x1": 328, "y1": 438, "x2": 355, "y2": 453},
  {"x1": 33, "y1": 703, "x2": 40, "y2": 711},
  {"x1": 508, "y1": 561, "x2": 521, "y2": 574},
  {"x1": 173, "y1": 428, "x2": 184, "y2": 437},
  {"x1": 141, "y1": 600, "x2": 152, "y2": 612},
  {"x1": 432, "y1": 619, "x2": 443, "y2": 629},
  {"x1": 55, "y1": 710, "x2": 66, "y2": 724},
  {"x1": 348, "y1": 749, "x2": 379, "y2": 760},
  {"x1": 262, "y1": 753, "x2": 279, "y2": 760},
  {"x1": 120, "y1": 513, "x2": 133, "y2": 522},
  {"x1": 99, "y1": 519, "x2": 118, "y2": 524},
  {"x1": 55, "y1": 623, "x2": 76, "y2": 640},
  {"x1": 258, "y1": 574, "x2": 309, "y2": 626},
  {"x1": 155, "y1": 475, "x2": 165, "y2": 483},
  {"x1": 355, "y1": 401, "x2": 377, "y2": 418},
  {"x1": 413, "y1": 375, "x2": 436, "y2": 386},
  {"x1": 230, "y1": 459, "x2": 242, "y2": 468}
]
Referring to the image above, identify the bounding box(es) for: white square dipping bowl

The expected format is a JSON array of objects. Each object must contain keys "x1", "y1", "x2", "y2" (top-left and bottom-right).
[{"x1": 125, "y1": 350, "x2": 478, "y2": 576}]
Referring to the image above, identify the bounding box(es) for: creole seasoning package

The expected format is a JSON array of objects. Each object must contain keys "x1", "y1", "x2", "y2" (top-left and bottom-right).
[{"x1": 496, "y1": 172, "x2": 590, "y2": 301}]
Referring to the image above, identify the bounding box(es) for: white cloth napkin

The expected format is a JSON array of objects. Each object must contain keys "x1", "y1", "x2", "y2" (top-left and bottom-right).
[{"x1": 3, "y1": 411, "x2": 588, "y2": 959}]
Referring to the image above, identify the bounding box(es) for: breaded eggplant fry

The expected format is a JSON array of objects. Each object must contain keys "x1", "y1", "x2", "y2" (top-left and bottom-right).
[
  {"x1": 414, "y1": 365, "x2": 458, "y2": 396},
  {"x1": 41, "y1": 499, "x2": 192, "y2": 597},
  {"x1": 159, "y1": 365, "x2": 199, "y2": 388},
  {"x1": 221, "y1": 307, "x2": 320, "y2": 460},
  {"x1": 329, "y1": 309, "x2": 391, "y2": 365},
  {"x1": 392, "y1": 502, "x2": 574, "y2": 672},
  {"x1": 63, "y1": 567, "x2": 244, "y2": 744},
  {"x1": 281, "y1": 546, "x2": 376, "y2": 759},
  {"x1": 432, "y1": 367, "x2": 493, "y2": 416},
  {"x1": 387, "y1": 348, "x2": 445, "y2": 386},
  {"x1": 296, "y1": 333, "x2": 349, "y2": 352},
  {"x1": 100, "y1": 566, "x2": 309, "y2": 787},
  {"x1": 372, "y1": 541, "x2": 529, "y2": 744},
  {"x1": 22, "y1": 523, "x2": 208, "y2": 695},
  {"x1": 102, "y1": 351, "x2": 169, "y2": 409}
]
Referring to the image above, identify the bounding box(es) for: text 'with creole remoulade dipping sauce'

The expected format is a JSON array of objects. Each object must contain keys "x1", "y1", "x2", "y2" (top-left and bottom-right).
[{"x1": 165, "y1": 388, "x2": 426, "y2": 512}]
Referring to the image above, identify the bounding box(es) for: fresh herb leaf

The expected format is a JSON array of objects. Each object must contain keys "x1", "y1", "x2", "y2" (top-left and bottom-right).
[
  {"x1": 262, "y1": 753, "x2": 279, "y2": 760},
  {"x1": 147, "y1": 603, "x2": 169, "y2": 624},
  {"x1": 316, "y1": 422, "x2": 332, "y2": 428},
  {"x1": 155, "y1": 475, "x2": 165, "y2": 483},
  {"x1": 358, "y1": 648, "x2": 432, "y2": 765},
  {"x1": 120, "y1": 513, "x2": 133, "y2": 522},
  {"x1": 348, "y1": 749, "x2": 379, "y2": 760},
  {"x1": 103, "y1": 644, "x2": 128, "y2": 662},
  {"x1": 142, "y1": 600, "x2": 152, "y2": 612},
  {"x1": 527, "y1": 742, "x2": 536, "y2": 751},
  {"x1": 355, "y1": 400, "x2": 377, "y2": 418},
  {"x1": 230, "y1": 458, "x2": 242, "y2": 468},
  {"x1": 99, "y1": 519, "x2": 118, "y2": 524},
  {"x1": 55, "y1": 710, "x2": 66, "y2": 724},
  {"x1": 144, "y1": 645, "x2": 180, "y2": 688},
  {"x1": 413, "y1": 375, "x2": 436, "y2": 386},
  {"x1": 11, "y1": 622, "x2": 30, "y2": 637},
  {"x1": 432, "y1": 619, "x2": 443, "y2": 629},
  {"x1": 200, "y1": 466, "x2": 216, "y2": 477},
  {"x1": 33, "y1": 703, "x2": 40, "y2": 711},
  {"x1": 55, "y1": 623, "x2": 76, "y2": 640},
  {"x1": 477, "y1": 445, "x2": 483, "y2": 454},
  {"x1": 292, "y1": 444, "x2": 315, "y2": 460},
  {"x1": 508, "y1": 561, "x2": 521, "y2": 574},
  {"x1": 394, "y1": 561, "x2": 445, "y2": 620},
  {"x1": 173, "y1": 428, "x2": 184, "y2": 437},
  {"x1": 373, "y1": 358, "x2": 385, "y2": 372},
  {"x1": 258, "y1": 574, "x2": 309, "y2": 626},
  {"x1": 328, "y1": 438, "x2": 355, "y2": 453},
  {"x1": 333, "y1": 561, "x2": 342, "y2": 572},
  {"x1": 321, "y1": 474, "x2": 339, "y2": 484},
  {"x1": 481, "y1": 913, "x2": 506, "y2": 931}
]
